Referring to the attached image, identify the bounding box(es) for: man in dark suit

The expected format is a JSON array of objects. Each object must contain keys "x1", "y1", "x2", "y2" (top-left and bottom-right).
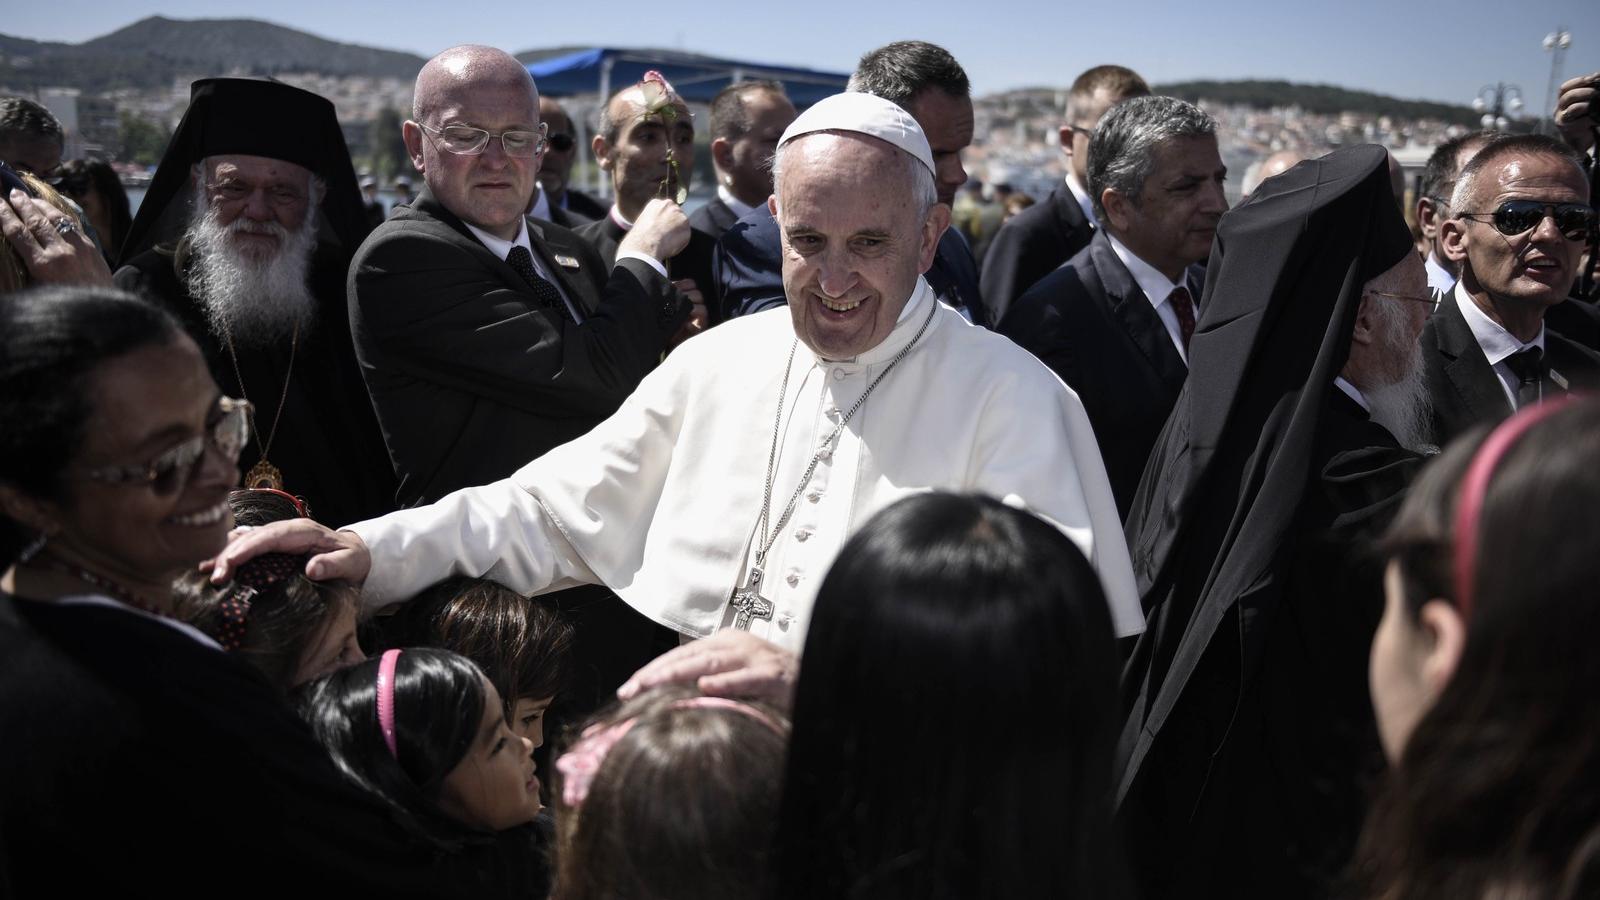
[
  {"x1": 531, "y1": 96, "x2": 604, "y2": 225},
  {"x1": 981, "y1": 65, "x2": 1149, "y2": 324},
  {"x1": 350, "y1": 43, "x2": 692, "y2": 734},
  {"x1": 1423, "y1": 133, "x2": 1600, "y2": 445},
  {"x1": 689, "y1": 80, "x2": 795, "y2": 240},
  {"x1": 578, "y1": 77, "x2": 718, "y2": 326},
  {"x1": 713, "y1": 41, "x2": 987, "y2": 325},
  {"x1": 999, "y1": 96, "x2": 1227, "y2": 516}
]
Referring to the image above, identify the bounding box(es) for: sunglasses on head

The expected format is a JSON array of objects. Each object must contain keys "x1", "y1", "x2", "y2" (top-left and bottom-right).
[
  {"x1": 546, "y1": 133, "x2": 575, "y2": 153},
  {"x1": 81, "y1": 397, "x2": 252, "y2": 497},
  {"x1": 1460, "y1": 200, "x2": 1597, "y2": 242}
]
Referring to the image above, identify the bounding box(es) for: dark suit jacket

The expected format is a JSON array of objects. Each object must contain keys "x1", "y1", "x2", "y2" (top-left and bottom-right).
[
  {"x1": 562, "y1": 188, "x2": 608, "y2": 221},
  {"x1": 577, "y1": 213, "x2": 722, "y2": 325},
  {"x1": 980, "y1": 184, "x2": 1094, "y2": 325},
  {"x1": 999, "y1": 231, "x2": 1192, "y2": 518},
  {"x1": 1423, "y1": 288, "x2": 1600, "y2": 446},
  {"x1": 534, "y1": 202, "x2": 593, "y2": 230},
  {"x1": 688, "y1": 196, "x2": 739, "y2": 238},
  {"x1": 712, "y1": 205, "x2": 989, "y2": 324},
  {"x1": 349, "y1": 186, "x2": 687, "y2": 507}
]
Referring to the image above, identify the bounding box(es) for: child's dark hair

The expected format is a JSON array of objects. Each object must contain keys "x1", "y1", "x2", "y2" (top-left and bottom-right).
[
  {"x1": 296, "y1": 647, "x2": 490, "y2": 851},
  {"x1": 552, "y1": 685, "x2": 788, "y2": 900},
  {"x1": 169, "y1": 491, "x2": 350, "y2": 692},
  {"x1": 374, "y1": 577, "x2": 573, "y2": 714}
]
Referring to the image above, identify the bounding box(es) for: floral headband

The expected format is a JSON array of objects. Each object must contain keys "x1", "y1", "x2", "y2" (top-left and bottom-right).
[
  {"x1": 555, "y1": 696, "x2": 785, "y2": 807},
  {"x1": 213, "y1": 551, "x2": 307, "y2": 651}
]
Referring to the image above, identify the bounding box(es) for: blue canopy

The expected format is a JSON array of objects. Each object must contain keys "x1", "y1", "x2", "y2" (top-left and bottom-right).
[{"x1": 526, "y1": 48, "x2": 849, "y2": 106}]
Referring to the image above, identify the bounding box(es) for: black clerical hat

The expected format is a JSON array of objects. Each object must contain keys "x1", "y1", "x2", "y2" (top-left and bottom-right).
[{"x1": 118, "y1": 77, "x2": 370, "y2": 266}]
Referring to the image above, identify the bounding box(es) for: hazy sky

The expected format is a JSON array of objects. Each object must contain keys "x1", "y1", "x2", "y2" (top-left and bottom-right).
[{"x1": 5, "y1": 0, "x2": 1597, "y2": 112}]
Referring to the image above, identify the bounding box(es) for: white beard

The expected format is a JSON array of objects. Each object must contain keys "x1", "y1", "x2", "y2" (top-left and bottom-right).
[
  {"x1": 185, "y1": 203, "x2": 318, "y2": 347},
  {"x1": 1364, "y1": 321, "x2": 1435, "y2": 454}
]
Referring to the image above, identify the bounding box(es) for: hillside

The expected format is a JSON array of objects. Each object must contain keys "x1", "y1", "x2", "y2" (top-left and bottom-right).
[
  {"x1": 0, "y1": 16, "x2": 425, "y2": 92},
  {"x1": 1155, "y1": 79, "x2": 1479, "y2": 126}
]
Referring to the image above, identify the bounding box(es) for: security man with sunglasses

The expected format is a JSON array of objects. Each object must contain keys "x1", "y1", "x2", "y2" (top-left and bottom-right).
[{"x1": 1422, "y1": 133, "x2": 1600, "y2": 444}]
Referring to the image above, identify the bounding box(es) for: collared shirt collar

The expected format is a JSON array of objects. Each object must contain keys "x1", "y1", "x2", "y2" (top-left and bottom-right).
[
  {"x1": 717, "y1": 184, "x2": 758, "y2": 220},
  {"x1": 1105, "y1": 232, "x2": 1183, "y2": 312},
  {"x1": 1065, "y1": 172, "x2": 1100, "y2": 228},
  {"x1": 529, "y1": 187, "x2": 552, "y2": 222},
  {"x1": 808, "y1": 277, "x2": 936, "y2": 367},
  {"x1": 1425, "y1": 252, "x2": 1456, "y2": 294},
  {"x1": 463, "y1": 216, "x2": 531, "y2": 260},
  {"x1": 1455, "y1": 280, "x2": 1544, "y2": 366}
]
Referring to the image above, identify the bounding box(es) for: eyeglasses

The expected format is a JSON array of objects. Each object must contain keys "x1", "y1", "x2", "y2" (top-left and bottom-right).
[
  {"x1": 1458, "y1": 200, "x2": 1597, "y2": 242},
  {"x1": 81, "y1": 397, "x2": 252, "y2": 496},
  {"x1": 417, "y1": 121, "x2": 548, "y2": 158},
  {"x1": 546, "y1": 132, "x2": 576, "y2": 153},
  {"x1": 1367, "y1": 289, "x2": 1436, "y2": 307},
  {"x1": 8, "y1": 159, "x2": 64, "y2": 187}
]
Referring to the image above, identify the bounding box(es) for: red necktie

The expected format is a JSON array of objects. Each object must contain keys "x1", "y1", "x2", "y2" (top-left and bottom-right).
[{"x1": 1168, "y1": 286, "x2": 1196, "y2": 352}]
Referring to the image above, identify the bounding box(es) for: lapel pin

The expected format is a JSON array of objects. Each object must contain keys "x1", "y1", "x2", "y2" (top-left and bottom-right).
[
  {"x1": 553, "y1": 254, "x2": 581, "y2": 270},
  {"x1": 1551, "y1": 368, "x2": 1570, "y2": 390}
]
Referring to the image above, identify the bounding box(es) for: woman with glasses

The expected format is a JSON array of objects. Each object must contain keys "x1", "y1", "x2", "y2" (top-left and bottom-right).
[
  {"x1": 0, "y1": 286, "x2": 548, "y2": 897},
  {"x1": 1352, "y1": 397, "x2": 1600, "y2": 900}
]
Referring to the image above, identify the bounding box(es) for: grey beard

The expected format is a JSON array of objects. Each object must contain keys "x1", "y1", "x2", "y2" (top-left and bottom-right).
[
  {"x1": 186, "y1": 204, "x2": 318, "y2": 347},
  {"x1": 1365, "y1": 339, "x2": 1436, "y2": 454}
]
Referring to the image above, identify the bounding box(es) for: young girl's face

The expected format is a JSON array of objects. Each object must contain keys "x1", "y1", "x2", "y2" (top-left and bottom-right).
[
  {"x1": 291, "y1": 598, "x2": 364, "y2": 687},
  {"x1": 510, "y1": 695, "x2": 555, "y2": 749},
  {"x1": 439, "y1": 677, "x2": 541, "y2": 830}
]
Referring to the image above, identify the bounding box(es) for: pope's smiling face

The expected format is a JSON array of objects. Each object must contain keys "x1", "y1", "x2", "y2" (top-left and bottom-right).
[{"x1": 772, "y1": 133, "x2": 947, "y2": 360}]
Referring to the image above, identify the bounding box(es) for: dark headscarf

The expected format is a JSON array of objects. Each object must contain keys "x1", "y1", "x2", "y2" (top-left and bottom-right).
[
  {"x1": 1117, "y1": 144, "x2": 1412, "y2": 798},
  {"x1": 117, "y1": 77, "x2": 369, "y2": 266}
]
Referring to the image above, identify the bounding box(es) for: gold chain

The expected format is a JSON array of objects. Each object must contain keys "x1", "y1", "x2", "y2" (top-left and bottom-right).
[{"x1": 221, "y1": 320, "x2": 298, "y2": 462}]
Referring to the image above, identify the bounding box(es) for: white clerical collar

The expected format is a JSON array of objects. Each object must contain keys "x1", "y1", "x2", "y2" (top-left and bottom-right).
[
  {"x1": 1455, "y1": 280, "x2": 1544, "y2": 366},
  {"x1": 716, "y1": 184, "x2": 758, "y2": 220},
  {"x1": 608, "y1": 206, "x2": 634, "y2": 232},
  {"x1": 1425, "y1": 252, "x2": 1455, "y2": 295},
  {"x1": 1105, "y1": 232, "x2": 1183, "y2": 312},
  {"x1": 1064, "y1": 172, "x2": 1100, "y2": 228},
  {"x1": 463, "y1": 217, "x2": 531, "y2": 260},
  {"x1": 1333, "y1": 376, "x2": 1370, "y2": 413},
  {"x1": 529, "y1": 187, "x2": 552, "y2": 221},
  {"x1": 812, "y1": 278, "x2": 935, "y2": 366}
]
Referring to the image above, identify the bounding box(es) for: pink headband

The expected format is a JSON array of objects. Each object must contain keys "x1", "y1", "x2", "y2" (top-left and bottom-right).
[
  {"x1": 376, "y1": 648, "x2": 401, "y2": 761},
  {"x1": 1451, "y1": 398, "x2": 1575, "y2": 619},
  {"x1": 555, "y1": 697, "x2": 785, "y2": 808}
]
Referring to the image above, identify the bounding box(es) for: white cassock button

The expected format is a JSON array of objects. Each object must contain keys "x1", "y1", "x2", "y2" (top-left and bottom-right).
[
  {"x1": 816, "y1": 445, "x2": 833, "y2": 461},
  {"x1": 806, "y1": 490, "x2": 822, "y2": 503},
  {"x1": 832, "y1": 368, "x2": 846, "y2": 381},
  {"x1": 785, "y1": 572, "x2": 800, "y2": 587},
  {"x1": 778, "y1": 613, "x2": 793, "y2": 629},
  {"x1": 825, "y1": 406, "x2": 841, "y2": 420},
  {"x1": 795, "y1": 527, "x2": 812, "y2": 542}
]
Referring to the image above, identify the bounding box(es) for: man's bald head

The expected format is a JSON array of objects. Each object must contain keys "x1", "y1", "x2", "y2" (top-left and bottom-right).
[
  {"x1": 1242, "y1": 150, "x2": 1305, "y2": 197},
  {"x1": 413, "y1": 45, "x2": 538, "y2": 121}
]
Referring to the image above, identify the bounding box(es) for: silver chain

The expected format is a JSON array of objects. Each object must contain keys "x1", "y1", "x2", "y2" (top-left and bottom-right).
[{"x1": 747, "y1": 299, "x2": 939, "y2": 575}]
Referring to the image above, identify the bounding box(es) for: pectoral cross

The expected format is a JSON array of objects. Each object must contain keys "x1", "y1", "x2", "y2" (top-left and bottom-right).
[{"x1": 730, "y1": 566, "x2": 775, "y2": 631}]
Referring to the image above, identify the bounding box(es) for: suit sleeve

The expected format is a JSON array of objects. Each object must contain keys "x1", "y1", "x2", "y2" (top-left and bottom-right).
[
  {"x1": 349, "y1": 225, "x2": 686, "y2": 420},
  {"x1": 981, "y1": 217, "x2": 1036, "y2": 327},
  {"x1": 713, "y1": 215, "x2": 787, "y2": 320}
]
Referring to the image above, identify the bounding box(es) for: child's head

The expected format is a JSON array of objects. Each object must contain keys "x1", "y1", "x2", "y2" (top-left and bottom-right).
[
  {"x1": 552, "y1": 686, "x2": 789, "y2": 900},
  {"x1": 375, "y1": 576, "x2": 574, "y2": 749},
  {"x1": 298, "y1": 647, "x2": 540, "y2": 848},
  {"x1": 170, "y1": 489, "x2": 358, "y2": 691}
]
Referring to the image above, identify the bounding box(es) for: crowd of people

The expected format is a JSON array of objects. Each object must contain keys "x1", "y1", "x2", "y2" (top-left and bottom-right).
[{"x1": 1, "y1": 37, "x2": 1599, "y2": 899}]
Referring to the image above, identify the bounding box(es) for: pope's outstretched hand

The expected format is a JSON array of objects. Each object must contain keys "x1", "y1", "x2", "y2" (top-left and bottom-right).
[
  {"x1": 618, "y1": 630, "x2": 799, "y2": 711},
  {"x1": 206, "y1": 519, "x2": 373, "y2": 586}
]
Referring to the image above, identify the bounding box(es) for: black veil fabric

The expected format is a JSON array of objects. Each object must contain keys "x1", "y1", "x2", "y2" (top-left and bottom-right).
[
  {"x1": 118, "y1": 77, "x2": 371, "y2": 265},
  {"x1": 1116, "y1": 145, "x2": 1412, "y2": 841}
]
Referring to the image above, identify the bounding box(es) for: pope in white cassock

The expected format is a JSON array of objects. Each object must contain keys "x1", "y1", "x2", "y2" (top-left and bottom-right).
[{"x1": 213, "y1": 92, "x2": 1142, "y2": 658}]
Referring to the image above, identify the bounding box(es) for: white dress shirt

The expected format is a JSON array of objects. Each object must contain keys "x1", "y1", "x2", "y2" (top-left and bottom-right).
[
  {"x1": 1105, "y1": 232, "x2": 1191, "y2": 363},
  {"x1": 716, "y1": 184, "x2": 758, "y2": 220},
  {"x1": 1454, "y1": 281, "x2": 1547, "y2": 409},
  {"x1": 1065, "y1": 172, "x2": 1100, "y2": 229},
  {"x1": 1425, "y1": 253, "x2": 1456, "y2": 295}
]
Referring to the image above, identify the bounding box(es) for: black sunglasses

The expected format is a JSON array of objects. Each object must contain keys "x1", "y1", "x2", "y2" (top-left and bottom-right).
[
  {"x1": 546, "y1": 133, "x2": 576, "y2": 153},
  {"x1": 1459, "y1": 200, "x2": 1597, "y2": 242}
]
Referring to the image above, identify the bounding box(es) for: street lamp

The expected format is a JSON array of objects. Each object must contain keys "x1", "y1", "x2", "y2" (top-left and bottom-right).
[
  {"x1": 1473, "y1": 83, "x2": 1523, "y2": 131},
  {"x1": 1542, "y1": 27, "x2": 1573, "y2": 134}
]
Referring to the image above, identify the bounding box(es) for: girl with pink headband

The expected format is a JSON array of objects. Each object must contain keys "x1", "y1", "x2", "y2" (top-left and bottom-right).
[
  {"x1": 1357, "y1": 397, "x2": 1600, "y2": 899},
  {"x1": 297, "y1": 647, "x2": 550, "y2": 895}
]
